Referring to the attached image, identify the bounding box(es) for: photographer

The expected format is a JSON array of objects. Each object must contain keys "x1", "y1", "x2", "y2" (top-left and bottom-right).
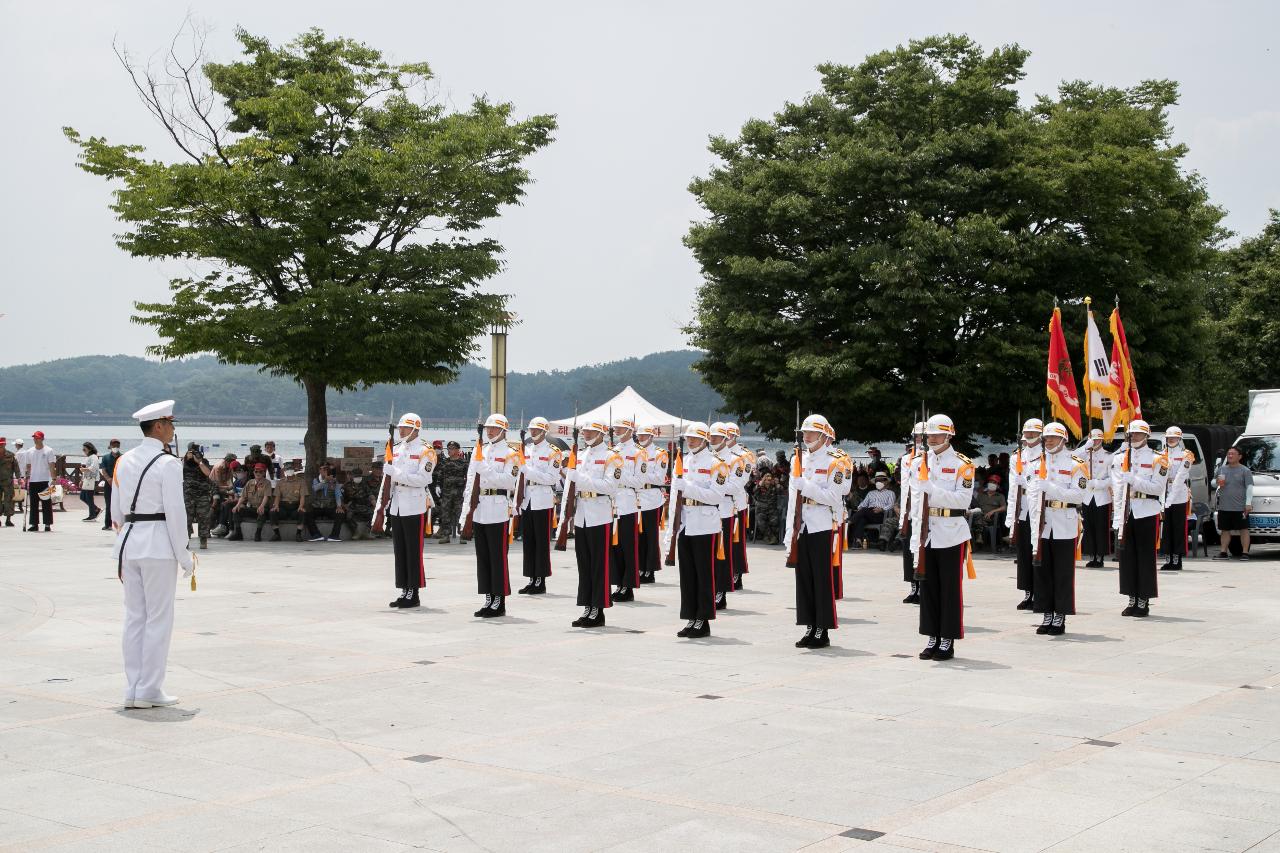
[{"x1": 182, "y1": 442, "x2": 216, "y2": 549}]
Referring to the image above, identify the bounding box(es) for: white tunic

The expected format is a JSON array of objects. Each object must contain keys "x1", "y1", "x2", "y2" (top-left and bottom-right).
[
  {"x1": 612, "y1": 438, "x2": 645, "y2": 517},
  {"x1": 110, "y1": 437, "x2": 193, "y2": 571},
  {"x1": 662, "y1": 446, "x2": 733, "y2": 548},
  {"x1": 1111, "y1": 444, "x2": 1168, "y2": 526},
  {"x1": 1082, "y1": 445, "x2": 1113, "y2": 507},
  {"x1": 634, "y1": 440, "x2": 670, "y2": 513},
  {"x1": 1007, "y1": 441, "x2": 1044, "y2": 527},
  {"x1": 460, "y1": 440, "x2": 517, "y2": 525},
  {"x1": 782, "y1": 444, "x2": 850, "y2": 552},
  {"x1": 386, "y1": 438, "x2": 437, "y2": 517},
  {"x1": 1026, "y1": 447, "x2": 1088, "y2": 541},
  {"x1": 567, "y1": 441, "x2": 621, "y2": 529},
  {"x1": 1163, "y1": 445, "x2": 1195, "y2": 507},
  {"x1": 911, "y1": 445, "x2": 975, "y2": 551},
  {"x1": 520, "y1": 439, "x2": 562, "y2": 512}
]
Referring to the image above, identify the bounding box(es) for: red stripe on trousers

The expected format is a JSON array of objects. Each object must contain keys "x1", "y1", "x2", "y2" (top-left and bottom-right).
[
  {"x1": 828, "y1": 539, "x2": 839, "y2": 629},
  {"x1": 546, "y1": 511, "x2": 553, "y2": 576},
  {"x1": 502, "y1": 522, "x2": 511, "y2": 595},
  {"x1": 418, "y1": 514, "x2": 426, "y2": 588},
  {"x1": 602, "y1": 527, "x2": 612, "y2": 608},
  {"x1": 709, "y1": 535, "x2": 717, "y2": 619},
  {"x1": 957, "y1": 542, "x2": 966, "y2": 639}
]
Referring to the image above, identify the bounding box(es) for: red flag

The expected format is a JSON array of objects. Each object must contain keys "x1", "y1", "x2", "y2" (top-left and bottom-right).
[
  {"x1": 1046, "y1": 306, "x2": 1083, "y2": 438},
  {"x1": 1108, "y1": 307, "x2": 1142, "y2": 423}
]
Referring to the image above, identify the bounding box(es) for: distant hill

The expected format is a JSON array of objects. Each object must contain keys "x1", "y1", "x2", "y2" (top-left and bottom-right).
[{"x1": 0, "y1": 351, "x2": 726, "y2": 422}]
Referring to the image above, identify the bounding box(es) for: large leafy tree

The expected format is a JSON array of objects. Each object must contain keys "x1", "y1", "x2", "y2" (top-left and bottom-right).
[
  {"x1": 66, "y1": 26, "x2": 555, "y2": 467},
  {"x1": 685, "y1": 34, "x2": 1222, "y2": 441}
]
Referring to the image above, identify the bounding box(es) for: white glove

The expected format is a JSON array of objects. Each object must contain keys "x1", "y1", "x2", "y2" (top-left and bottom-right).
[
  {"x1": 181, "y1": 561, "x2": 194, "y2": 578},
  {"x1": 793, "y1": 476, "x2": 809, "y2": 492},
  {"x1": 671, "y1": 477, "x2": 685, "y2": 491},
  {"x1": 383, "y1": 464, "x2": 398, "y2": 481}
]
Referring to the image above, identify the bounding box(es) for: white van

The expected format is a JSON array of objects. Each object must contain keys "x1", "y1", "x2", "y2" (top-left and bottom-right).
[{"x1": 1225, "y1": 390, "x2": 1280, "y2": 545}]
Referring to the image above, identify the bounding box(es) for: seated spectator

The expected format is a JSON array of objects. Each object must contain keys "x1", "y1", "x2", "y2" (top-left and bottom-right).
[
  {"x1": 968, "y1": 474, "x2": 1008, "y2": 551},
  {"x1": 269, "y1": 461, "x2": 309, "y2": 541},
  {"x1": 847, "y1": 473, "x2": 871, "y2": 512},
  {"x1": 210, "y1": 454, "x2": 238, "y2": 537},
  {"x1": 865, "y1": 447, "x2": 891, "y2": 478},
  {"x1": 228, "y1": 463, "x2": 273, "y2": 541},
  {"x1": 307, "y1": 463, "x2": 347, "y2": 541},
  {"x1": 849, "y1": 472, "x2": 895, "y2": 547}
]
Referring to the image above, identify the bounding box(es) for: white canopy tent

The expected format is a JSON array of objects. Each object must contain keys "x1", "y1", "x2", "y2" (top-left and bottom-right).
[{"x1": 547, "y1": 386, "x2": 688, "y2": 441}]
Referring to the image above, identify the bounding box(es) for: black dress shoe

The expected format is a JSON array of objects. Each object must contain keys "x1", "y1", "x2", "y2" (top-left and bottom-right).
[
  {"x1": 269, "y1": 529, "x2": 281, "y2": 541},
  {"x1": 613, "y1": 589, "x2": 635, "y2": 602},
  {"x1": 639, "y1": 573, "x2": 655, "y2": 585},
  {"x1": 390, "y1": 594, "x2": 407, "y2": 608},
  {"x1": 400, "y1": 594, "x2": 421, "y2": 609},
  {"x1": 1036, "y1": 622, "x2": 1052, "y2": 634},
  {"x1": 1159, "y1": 561, "x2": 1173, "y2": 572},
  {"x1": 795, "y1": 632, "x2": 815, "y2": 648},
  {"x1": 1121, "y1": 605, "x2": 1136, "y2": 616},
  {"x1": 1048, "y1": 624, "x2": 1065, "y2": 635},
  {"x1": 527, "y1": 584, "x2": 546, "y2": 595},
  {"x1": 481, "y1": 602, "x2": 506, "y2": 618},
  {"x1": 687, "y1": 622, "x2": 710, "y2": 639},
  {"x1": 583, "y1": 612, "x2": 605, "y2": 628},
  {"x1": 808, "y1": 634, "x2": 830, "y2": 649},
  {"x1": 571, "y1": 616, "x2": 589, "y2": 627},
  {"x1": 474, "y1": 605, "x2": 491, "y2": 617},
  {"x1": 517, "y1": 583, "x2": 535, "y2": 595},
  {"x1": 44, "y1": 525, "x2": 51, "y2": 532},
  {"x1": 295, "y1": 529, "x2": 304, "y2": 542},
  {"x1": 932, "y1": 645, "x2": 955, "y2": 661},
  {"x1": 1016, "y1": 598, "x2": 1034, "y2": 610},
  {"x1": 1133, "y1": 605, "x2": 1149, "y2": 618},
  {"x1": 228, "y1": 532, "x2": 244, "y2": 541},
  {"x1": 715, "y1": 596, "x2": 727, "y2": 611},
  {"x1": 677, "y1": 624, "x2": 693, "y2": 637},
  {"x1": 733, "y1": 577, "x2": 744, "y2": 591},
  {"x1": 26, "y1": 526, "x2": 39, "y2": 532},
  {"x1": 919, "y1": 645, "x2": 936, "y2": 660},
  {"x1": 902, "y1": 592, "x2": 920, "y2": 604},
  {"x1": 1085, "y1": 559, "x2": 1103, "y2": 568},
  {"x1": 1160, "y1": 563, "x2": 1181, "y2": 571}
]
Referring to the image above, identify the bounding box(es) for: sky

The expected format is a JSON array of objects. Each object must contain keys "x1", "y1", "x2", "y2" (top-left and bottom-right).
[{"x1": 1, "y1": 0, "x2": 1277, "y2": 372}]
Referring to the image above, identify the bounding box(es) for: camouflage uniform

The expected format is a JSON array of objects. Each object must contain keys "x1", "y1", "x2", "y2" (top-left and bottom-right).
[
  {"x1": 752, "y1": 480, "x2": 782, "y2": 545},
  {"x1": 433, "y1": 453, "x2": 469, "y2": 541},
  {"x1": 344, "y1": 471, "x2": 379, "y2": 537},
  {"x1": 0, "y1": 448, "x2": 16, "y2": 523},
  {"x1": 182, "y1": 454, "x2": 216, "y2": 540}
]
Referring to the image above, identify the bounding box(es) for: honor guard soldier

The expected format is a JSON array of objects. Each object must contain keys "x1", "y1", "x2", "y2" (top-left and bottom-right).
[
  {"x1": 460, "y1": 414, "x2": 517, "y2": 617},
  {"x1": 112, "y1": 400, "x2": 194, "y2": 708},
  {"x1": 723, "y1": 423, "x2": 754, "y2": 589},
  {"x1": 1160, "y1": 426, "x2": 1194, "y2": 572},
  {"x1": 912, "y1": 414, "x2": 975, "y2": 661},
  {"x1": 783, "y1": 414, "x2": 846, "y2": 649},
  {"x1": 1007, "y1": 418, "x2": 1045, "y2": 610},
  {"x1": 1111, "y1": 419, "x2": 1166, "y2": 616},
  {"x1": 899, "y1": 421, "x2": 925, "y2": 603},
  {"x1": 820, "y1": 421, "x2": 853, "y2": 598},
  {"x1": 385, "y1": 413, "x2": 437, "y2": 609},
  {"x1": 563, "y1": 420, "x2": 623, "y2": 628},
  {"x1": 1027, "y1": 422, "x2": 1087, "y2": 635},
  {"x1": 707, "y1": 423, "x2": 747, "y2": 610},
  {"x1": 609, "y1": 417, "x2": 645, "y2": 602},
  {"x1": 664, "y1": 422, "x2": 734, "y2": 638},
  {"x1": 517, "y1": 417, "x2": 560, "y2": 594},
  {"x1": 634, "y1": 425, "x2": 669, "y2": 583},
  {"x1": 1081, "y1": 428, "x2": 1113, "y2": 568}
]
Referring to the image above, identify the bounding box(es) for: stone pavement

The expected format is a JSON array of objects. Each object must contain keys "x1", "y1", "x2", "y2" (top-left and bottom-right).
[{"x1": 1, "y1": 520, "x2": 1279, "y2": 852}]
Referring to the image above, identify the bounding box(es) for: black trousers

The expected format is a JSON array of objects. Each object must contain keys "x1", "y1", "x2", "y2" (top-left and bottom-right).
[
  {"x1": 270, "y1": 501, "x2": 302, "y2": 527},
  {"x1": 902, "y1": 519, "x2": 915, "y2": 582},
  {"x1": 733, "y1": 510, "x2": 749, "y2": 576},
  {"x1": 1119, "y1": 513, "x2": 1158, "y2": 600},
  {"x1": 575, "y1": 523, "x2": 612, "y2": 609},
  {"x1": 1034, "y1": 537, "x2": 1076, "y2": 615},
  {"x1": 102, "y1": 481, "x2": 114, "y2": 526},
  {"x1": 678, "y1": 530, "x2": 717, "y2": 621},
  {"x1": 233, "y1": 506, "x2": 268, "y2": 531},
  {"x1": 715, "y1": 517, "x2": 734, "y2": 597},
  {"x1": 1163, "y1": 502, "x2": 1188, "y2": 558},
  {"x1": 392, "y1": 512, "x2": 426, "y2": 590},
  {"x1": 27, "y1": 482, "x2": 53, "y2": 527},
  {"x1": 850, "y1": 507, "x2": 884, "y2": 542},
  {"x1": 1015, "y1": 517, "x2": 1034, "y2": 593},
  {"x1": 521, "y1": 507, "x2": 553, "y2": 578},
  {"x1": 638, "y1": 507, "x2": 662, "y2": 574},
  {"x1": 919, "y1": 542, "x2": 966, "y2": 640},
  {"x1": 795, "y1": 528, "x2": 838, "y2": 630},
  {"x1": 306, "y1": 506, "x2": 346, "y2": 538},
  {"x1": 1081, "y1": 502, "x2": 1111, "y2": 559},
  {"x1": 610, "y1": 512, "x2": 640, "y2": 588},
  {"x1": 474, "y1": 520, "x2": 510, "y2": 597}
]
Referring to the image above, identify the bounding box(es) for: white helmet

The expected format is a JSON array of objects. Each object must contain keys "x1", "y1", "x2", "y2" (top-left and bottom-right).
[
  {"x1": 1043, "y1": 422, "x2": 1069, "y2": 441},
  {"x1": 1128, "y1": 419, "x2": 1151, "y2": 436},
  {"x1": 613, "y1": 417, "x2": 636, "y2": 433},
  {"x1": 912, "y1": 421, "x2": 925, "y2": 436},
  {"x1": 635, "y1": 424, "x2": 657, "y2": 437},
  {"x1": 926, "y1": 414, "x2": 955, "y2": 436},
  {"x1": 1089, "y1": 428, "x2": 1103, "y2": 441},
  {"x1": 483, "y1": 413, "x2": 509, "y2": 431},
  {"x1": 527, "y1": 416, "x2": 550, "y2": 432},
  {"x1": 1022, "y1": 418, "x2": 1044, "y2": 434},
  {"x1": 397, "y1": 412, "x2": 423, "y2": 430},
  {"x1": 1165, "y1": 425, "x2": 1183, "y2": 440},
  {"x1": 801, "y1": 414, "x2": 829, "y2": 434},
  {"x1": 709, "y1": 421, "x2": 731, "y2": 439},
  {"x1": 683, "y1": 421, "x2": 710, "y2": 441},
  {"x1": 723, "y1": 422, "x2": 741, "y2": 438}
]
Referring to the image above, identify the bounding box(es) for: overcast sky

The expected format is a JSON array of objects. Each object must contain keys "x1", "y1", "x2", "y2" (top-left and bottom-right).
[{"x1": 2, "y1": 0, "x2": 1277, "y2": 372}]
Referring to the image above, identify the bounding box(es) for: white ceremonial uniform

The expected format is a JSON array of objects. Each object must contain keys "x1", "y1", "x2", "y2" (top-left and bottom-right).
[
  {"x1": 1111, "y1": 444, "x2": 1167, "y2": 527},
  {"x1": 520, "y1": 439, "x2": 562, "y2": 512},
  {"x1": 1027, "y1": 448, "x2": 1088, "y2": 541},
  {"x1": 613, "y1": 437, "x2": 645, "y2": 518},
  {"x1": 569, "y1": 441, "x2": 621, "y2": 529},
  {"x1": 663, "y1": 446, "x2": 731, "y2": 548},
  {"x1": 111, "y1": 436, "x2": 192, "y2": 704},
  {"x1": 386, "y1": 437, "x2": 437, "y2": 517},
  {"x1": 712, "y1": 449, "x2": 743, "y2": 522},
  {"x1": 635, "y1": 441, "x2": 670, "y2": 513},
  {"x1": 899, "y1": 448, "x2": 924, "y2": 553},
  {"x1": 461, "y1": 440, "x2": 517, "y2": 525},
  {"x1": 1006, "y1": 442, "x2": 1044, "y2": 530},
  {"x1": 1163, "y1": 446, "x2": 1195, "y2": 508},
  {"x1": 1083, "y1": 444, "x2": 1113, "y2": 507},
  {"x1": 782, "y1": 444, "x2": 847, "y2": 552},
  {"x1": 912, "y1": 445, "x2": 975, "y2": 549}
]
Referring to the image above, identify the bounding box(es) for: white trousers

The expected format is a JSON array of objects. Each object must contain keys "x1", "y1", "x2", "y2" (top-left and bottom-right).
[{"x1": 121, "y1": 558, "x2": 178, "y2": 701}]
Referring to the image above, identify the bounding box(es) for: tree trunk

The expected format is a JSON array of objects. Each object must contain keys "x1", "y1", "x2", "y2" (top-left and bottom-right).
[{"x1": 302, "y1": 376, "x2": 328, "y2": 481}]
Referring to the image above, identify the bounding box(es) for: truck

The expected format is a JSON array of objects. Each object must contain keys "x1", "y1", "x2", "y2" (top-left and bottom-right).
[{"x1": 1224, "y1": 389, "x2": 1280, "y2": 545}]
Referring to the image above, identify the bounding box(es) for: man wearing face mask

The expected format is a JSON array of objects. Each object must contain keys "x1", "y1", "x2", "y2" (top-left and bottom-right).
[
  {"x1": 1027, "y1": 422, "x2": 1087, "y2": 635},
  {"x1": 849, "y1": 472, "x2": 895, "y2": 548},
  {"x1": 722, "y1": 423, "x2": 754, "y2": 590},
  {"x1": 1111, "y1": 420, "x2": 1167, "y2": 616},
  {"x1": 609, "y1": 418, "x2": 645, "y2": 602},
  {"x1": 633, "y1": 425, "x2": 669, "y2": 583},
  {"x1": 517, "y1": 417, "x2": 560, "y2": 594},
  {"x1": 1160, "y1": 426, "x2": 1195, "y2": 572},
  {"x1": 460, "y1": 414, "x2": 517, "y2": 617},
  {"x1": 899, "y1": 422, "x2": 926, "y2": 603},
  {"x1": 707, "y1": 422, "x2": 746, "y2": 610},
  {"x1": 1080, "y1": 428, "x2": 1113, "y2": 568},
  {"x1": 912, "y1": 414, "x2": 975, "y2": 661},
  {"x1": 564, "y1": 420, "x2": 623, "y2": 628},
  {"x1": 343, "y1": 467, "x2": 378, "y2": 539},
  {"x1": 386, "y1": 413, "x2": 437, "y2": 608},
  {"x1": 269, "y1": 462, "x2": 309, "y2": 542},
  {"x1": 1007, "y1": 419, "x2": 1045, "y2": 610}
]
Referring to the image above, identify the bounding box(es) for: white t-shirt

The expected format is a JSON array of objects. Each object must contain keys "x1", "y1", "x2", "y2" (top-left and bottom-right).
[{"x1": 25, "y1": 445, "x2": 57, "y2": 482}]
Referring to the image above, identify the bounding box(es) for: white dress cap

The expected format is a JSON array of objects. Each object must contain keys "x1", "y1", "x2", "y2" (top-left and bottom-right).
[{"x1": 132, "y1": 400, "x2": 175, "y2": 421}]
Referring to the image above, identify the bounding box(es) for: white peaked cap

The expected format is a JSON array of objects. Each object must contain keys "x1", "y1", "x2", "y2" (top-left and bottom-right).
[{"x1": 132, "y1": 400, "x2": 175, "y2": 421}]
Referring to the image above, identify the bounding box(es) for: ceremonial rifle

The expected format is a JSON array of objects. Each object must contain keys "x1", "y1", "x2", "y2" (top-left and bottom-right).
[
  {"x1": 1033, "y1": 452, "x2": 1048, "y2": 567},
  {"x1": 459, "y1": 409, "x2": 483, "y2": 542},
  {"x1": 663, "y1": 425, "x2": 686, "y2": 566},
  {"x1": 900, "y1": 415, "x2": 923, "y2": 537},
  {"x1": 370, "y1": 403, "x2": 395, "y2": 534},
  {"x1": 1116, "y1": 439, "x2": 1134, "y2": 543},
  {"x1": 554, "y1": 415, "x2": 579, "y2": 551},
  {"x1": 512, "y1": 418, "x2": 527, "y2": 536},
  {"x1": 1010, "y1": 437, "x2": 1025, "y2": 546},
  {"x1": 785, "y1": 402, "x2": 804, "y2": 569}
]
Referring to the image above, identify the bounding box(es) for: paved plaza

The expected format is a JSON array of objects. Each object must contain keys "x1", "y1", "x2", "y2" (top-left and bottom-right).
[{"x1": 2, "y1": 522, "x2": 1279, "y2": 852}]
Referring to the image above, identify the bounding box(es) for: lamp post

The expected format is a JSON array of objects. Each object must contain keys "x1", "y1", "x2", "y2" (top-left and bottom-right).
[{"x1": 490, "y1": 313, "x2": 518, "y2": 416}]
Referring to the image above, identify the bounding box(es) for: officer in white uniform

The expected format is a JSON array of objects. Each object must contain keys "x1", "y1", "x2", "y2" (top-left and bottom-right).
[
  {"x1": 1027, "y1": 422, "x2": 1087, "y2": 635},
  {"x1": 1160, "y1": 425, "x2": 1195, "y2": 572},
  {"x1": 517, "y1": 416, "x2": 560, "y2": 594},
  {"x1": 1111, "y1": 419, "x2": 1167, "y2": 616},
  {"x1": 723, "y1": 423, "x2": 754, "y2": 589},
  {"x1": 634, "y1": 425, "x2": 669, "y2": 583},
  {"x1": 662, "y1": 422, "x2": 733, "y2": 638},
  {"x1": 385, "y1": 413, "x2": 436, "y2": 609},
  {"x1": 708, "y1": 423, "x2": 746, "y2": 610},
  {"x1": 783, "y1": 414, "x2": 848, "y2": 649},
  {"x1": 1007, "y1": 418, "x2": 1045, "y2": 610},
  {"x1": 1080, "y1": 428, "x2": 1113, "y2": 568},
  {"x1": 461, "y1": 414, "x2": 518, "y2": 617},
  {"x1": 111, "y1": 400, "x2": 193, "y2": 708},
  {"x1": 912, "y1": 414, "x2": 975, "y2": 661},
  {"x1": 820, "y1": 421, "x2": 853, "y2": 599},
  {"x1": 899, "y1": 421, "x2": 925, "y2": 603},
  {"x1": 565, "y1": 420, "x2": 622, "y2": 628},
  {"x1": 609, "y1": 418, "x2": 645, "y2": 601}
]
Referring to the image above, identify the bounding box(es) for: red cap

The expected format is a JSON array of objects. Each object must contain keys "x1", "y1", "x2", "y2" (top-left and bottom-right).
[
  {"x1": 254, "y1": 463, "x2": 267, "y2": 471},
  {"x1": 432, "y1": 440, "x2": 443, "y2": 449},
  {"x1": 32, "y1": 430, "x2": 45, "y2": 440},
  {"x1": 988, "y1": 474, "x2": 1002, "y2": 484},
  {"x1": 0, "y1": 437, "x2": 6, "y2": 445}
]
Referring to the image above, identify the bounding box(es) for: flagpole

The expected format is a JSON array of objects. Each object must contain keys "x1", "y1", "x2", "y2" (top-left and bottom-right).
[{"x1": 1084, "y1": 296, "x2": 1094, "y2": 478}]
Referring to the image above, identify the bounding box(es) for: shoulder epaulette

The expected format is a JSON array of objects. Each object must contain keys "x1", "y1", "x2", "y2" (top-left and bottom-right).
[
  {"x1": 956, "y1": 452, "x2": 971, "y2": 464},
  {"x1": 830, "y1": 448, "x2": 848, "y2": 458},
  {"x1": 1071, "y1": 454, "x2": 1085, "y2": 465}
]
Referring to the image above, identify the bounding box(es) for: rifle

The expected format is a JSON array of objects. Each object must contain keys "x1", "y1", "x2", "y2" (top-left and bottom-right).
[
  {"x1": 1032, "y1": 452, "x2": 1048, "y2": 566},
  {"x1": 914, "y1": 446, "x2": 931, "y2": 581},
  {"x1": 370, "y1": 403, "x2": 395, "y2": 534},
  {"x1": 664, "y1": 431, "x2": 685, "y2": 566},
  {"x1": 459, "y1": 415, "x2": 484, "y2": 542},
  {"x1": 512, "y1": 423, "x2": 527, "y2": 536},
  {"x1": 900, "y1": 419, "x2": 923, "y2": 537},
  {"x1": 554, "y1": 417, "x2": 579, "y2": 551},
  {"x1": 1010, "y1": 438, "x2": 1025, "y2": 546},
  {"x1": 785, "y1": 402, "x2": 804, "y2": 569},
  {"x1": 1116, "y1": 441, "x2": 1133, "y2": 543}
]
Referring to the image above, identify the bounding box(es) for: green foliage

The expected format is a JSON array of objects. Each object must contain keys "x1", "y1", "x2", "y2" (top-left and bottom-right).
[
  {"x1": 685, "y1": 34, "x2": 1223, "y2": 441},
  {"x1": 64, "y1": 26, "x2": 555, "y2": 462}
]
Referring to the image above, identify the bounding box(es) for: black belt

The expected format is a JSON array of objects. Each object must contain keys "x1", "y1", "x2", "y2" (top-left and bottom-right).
[
  {"x1": 124, "y1": 512, "x2": 167, "y2": 522},
  {"x1": 1133, "y1": 492, "x2": 1160, "y2": 501},
  {"x1": 481, "y1": 489, "x2": 509, "y2": 496},
  {"x1": 927, "y1": 508, "x2": 964, "y2": 518},
  {"x1": 1046, "y1": 501, "x2": 1079, "y2": 510}
]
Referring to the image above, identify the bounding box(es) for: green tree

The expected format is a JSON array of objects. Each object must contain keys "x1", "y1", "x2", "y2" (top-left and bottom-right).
[
  {"x1": 685, "y1": 34, "x2": 1222, "y2": 441},
  {"x1": 65, "y1": 25, "x2": 555, "y2": 468}
]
